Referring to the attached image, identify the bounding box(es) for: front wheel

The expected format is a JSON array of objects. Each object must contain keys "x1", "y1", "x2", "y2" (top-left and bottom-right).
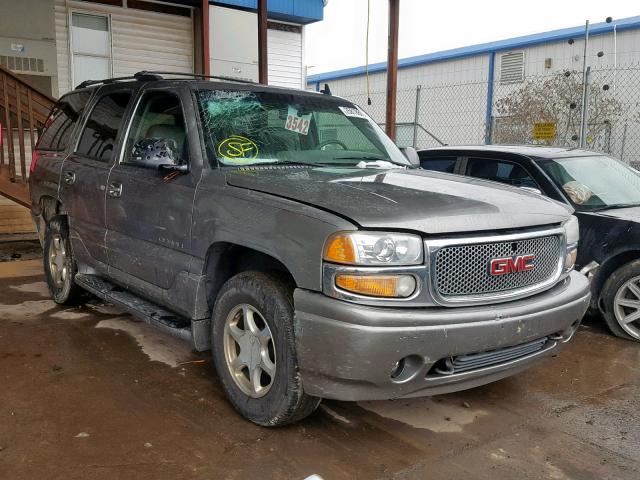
[
  {"x1": 600, "y1": 260, "x2": 640, "y2": 342},
  {"x1": 43, "y1": 216, "x2": 84, "y2": 305},
  {"x1": 211, "y1": 271, "x2": 320, "y2": 426}
]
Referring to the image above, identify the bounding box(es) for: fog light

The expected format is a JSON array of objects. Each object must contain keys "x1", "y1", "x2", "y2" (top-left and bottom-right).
[{"x1": 335, "y1": 274, "x2": 417, "y2": 298}]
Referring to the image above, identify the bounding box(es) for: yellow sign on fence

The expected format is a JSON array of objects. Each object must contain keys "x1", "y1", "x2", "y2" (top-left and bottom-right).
[{"x1": 533, "y1": 122, "x2": 556, "y2": 140}]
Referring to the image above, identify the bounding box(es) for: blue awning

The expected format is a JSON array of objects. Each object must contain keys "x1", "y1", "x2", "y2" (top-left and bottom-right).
[{"x1": 212, "y1": 0, "x2": 323, "y2": 24}]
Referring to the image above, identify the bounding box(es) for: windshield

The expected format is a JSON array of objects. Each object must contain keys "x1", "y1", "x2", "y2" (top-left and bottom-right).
[
  {"x1": 195, "y1": 89, "x2": 409, "y2": 168},
  {"x1": 538, "y1": 155, "x2": 640, "y2": 210}
]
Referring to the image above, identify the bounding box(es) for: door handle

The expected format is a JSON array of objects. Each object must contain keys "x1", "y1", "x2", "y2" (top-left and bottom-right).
[
  {"x1": 63, "y1": 170, "x2": 76, "y2": 185},
  {"x1": 108, "y1": 182, "x2": 123, "y2": 198}
]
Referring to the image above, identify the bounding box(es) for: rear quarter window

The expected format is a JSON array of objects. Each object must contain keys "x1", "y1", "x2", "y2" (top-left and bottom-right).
[{"x1": 37, "y1": 91, "x2": 91, "y2": 152}]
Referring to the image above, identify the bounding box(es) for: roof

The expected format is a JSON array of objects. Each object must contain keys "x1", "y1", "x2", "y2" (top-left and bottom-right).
[
  {"x1": 420, "y1": 145, "x2": 607, "y2": 159},
  {"x1": 307, "y1": 15, "x2": 640, "y2": 84}
]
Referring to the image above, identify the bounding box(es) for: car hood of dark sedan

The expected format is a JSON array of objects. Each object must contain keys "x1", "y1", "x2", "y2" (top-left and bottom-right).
[{"x1": 225, "y1": 167, "x2": 572, "y2": 235}]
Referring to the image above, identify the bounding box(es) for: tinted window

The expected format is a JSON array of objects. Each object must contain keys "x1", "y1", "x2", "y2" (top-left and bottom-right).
[
  {"x1": 123, "y1": 91, "x2": 188, "y2": 166},
  {"x1": 37, "y1": 92, "x2": 91, "y2": 151},
  {"x1": 76, "y1": 91, "x2": 132, "y2": 162},
  {"x1": 420, "y1": 156, "x2": 457, "y2": 173},
  {"x1": 467, "y1": 157, "x2": 537, "y2": 188}
]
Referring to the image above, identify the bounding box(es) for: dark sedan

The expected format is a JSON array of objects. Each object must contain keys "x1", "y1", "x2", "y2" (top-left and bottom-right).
[{"x1": 419, "y1": 145, "x2": 640, "y2": 343}]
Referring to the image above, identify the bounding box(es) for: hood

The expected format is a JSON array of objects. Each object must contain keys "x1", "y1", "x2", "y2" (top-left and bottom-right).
[
  {"x1": 225, "y1": 167, "x2": 572, "y2": 235},
  {"x1": 587, "y1": 205, "x2": 640, "y2": 223}
]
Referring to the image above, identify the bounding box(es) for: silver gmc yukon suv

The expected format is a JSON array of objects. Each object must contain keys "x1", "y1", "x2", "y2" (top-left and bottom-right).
[{"x1": 29, "y1": 72, "x2": 591, "y2": 426}]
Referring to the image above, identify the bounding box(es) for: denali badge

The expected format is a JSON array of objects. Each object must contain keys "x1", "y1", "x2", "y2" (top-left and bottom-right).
[{"x1": 490, "y1": 254, "x2": 536, "y2": 276}]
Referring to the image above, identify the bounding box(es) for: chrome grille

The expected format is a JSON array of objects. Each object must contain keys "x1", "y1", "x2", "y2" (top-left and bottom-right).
[{"x1": 434, "y1": 234, "x2": 562, "y2": 297}]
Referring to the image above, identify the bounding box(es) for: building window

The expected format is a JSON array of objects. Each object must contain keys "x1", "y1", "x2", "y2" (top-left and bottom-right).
[
  {"x1": 70, "y1": 12, "x2": 112, "y2": 88},
  {"x1": 500, "y1": 52, "x2": 525, "y2": 84}
]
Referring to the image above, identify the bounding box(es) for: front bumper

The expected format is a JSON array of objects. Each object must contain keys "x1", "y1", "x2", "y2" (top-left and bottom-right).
[{"x1": 294, "y1": 271, "x2": 591, "y2": 401}]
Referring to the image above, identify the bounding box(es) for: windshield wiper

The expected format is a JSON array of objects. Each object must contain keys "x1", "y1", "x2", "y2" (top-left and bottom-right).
[
  {"x1": 333, "y1": 156, "x2": 406, "y2": 167},
  {"x1": 245, "y1": 159, "x2": 337, "y2": 168}
]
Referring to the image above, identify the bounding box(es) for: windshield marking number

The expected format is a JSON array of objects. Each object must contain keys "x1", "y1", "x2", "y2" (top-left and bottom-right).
[{"x1": 285, "y1": 106, "x2": 311, "y2": 135}]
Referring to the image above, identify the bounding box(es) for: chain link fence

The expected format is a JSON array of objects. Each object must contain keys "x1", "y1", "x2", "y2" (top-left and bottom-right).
[{"x1": 333, "y1": 64, "x2": 640, "y2": 165}]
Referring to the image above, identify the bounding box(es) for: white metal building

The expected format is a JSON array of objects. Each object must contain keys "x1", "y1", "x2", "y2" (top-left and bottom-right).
[
  {"x1": 307, "y1": 16, "x2": 640, "y2": 162},
  {"x1": 0, "y1": 0, "x2": 324, "y2": 98}
]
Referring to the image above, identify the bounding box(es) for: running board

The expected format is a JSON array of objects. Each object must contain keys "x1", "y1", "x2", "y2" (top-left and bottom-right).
[{"x1": 75, "y1": 273, "x2": 193, "y2": 345}]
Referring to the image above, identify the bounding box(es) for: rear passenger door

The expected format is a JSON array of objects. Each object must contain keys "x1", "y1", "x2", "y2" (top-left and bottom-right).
[
  {"x1": 59, "y1": 88, "x2": 133, "y2": 269},
  {"x1": 105, "y1": 87, "x2": 196, "y2": 291}
]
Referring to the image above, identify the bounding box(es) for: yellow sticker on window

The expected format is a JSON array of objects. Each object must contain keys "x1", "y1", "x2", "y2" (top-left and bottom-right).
[{"x1": 217, "y1": 135, "x2": 259, "y2": 163}]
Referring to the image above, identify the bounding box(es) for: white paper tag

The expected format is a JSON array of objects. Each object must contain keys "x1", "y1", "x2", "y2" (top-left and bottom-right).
[
  {"x1": 339, "y1": 106, "x2": 367, "y2": 119},
  {"x1": 285, "y1": 106, "x2": 312, "y2": 135}
]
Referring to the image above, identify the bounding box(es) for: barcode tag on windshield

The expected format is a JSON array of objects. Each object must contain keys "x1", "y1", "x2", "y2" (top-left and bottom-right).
[
  {"x1": 339, "y1": 106, "x2": 367, "y2": 119},
  {"x1": 285, "y1": 106, "x2": 311, "y2": 135}
]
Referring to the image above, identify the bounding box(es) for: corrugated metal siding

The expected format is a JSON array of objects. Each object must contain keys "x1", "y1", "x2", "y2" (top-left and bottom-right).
[
  {"x1": 268, "y1": 27, "x2": 302, "y2": 88},
  {"x1": 54, "y1": 0, "x2": 193, "y2": 97}
]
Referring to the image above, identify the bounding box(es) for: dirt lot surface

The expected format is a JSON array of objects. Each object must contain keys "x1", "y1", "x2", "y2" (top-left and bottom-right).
[{"x1": 1, "y1": 258, "x2": 639, "y2": 480}]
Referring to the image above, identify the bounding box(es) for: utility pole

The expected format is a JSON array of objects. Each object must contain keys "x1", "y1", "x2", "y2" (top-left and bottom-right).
[
  {"x1": 385, "y1": 0, "x2": 400, "y2": 141},
  {"x1": 258, "y1": 0, "x2": 268, "y2": 84},
  {"x1": 201, "y1": 0, "x2": 210, "y2": 76},
  {"x1": 578, "y1": 20, "x2": 590, "y2": 148}
]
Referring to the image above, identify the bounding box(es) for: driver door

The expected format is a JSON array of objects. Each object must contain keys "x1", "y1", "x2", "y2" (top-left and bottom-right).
[{"x1": 105, "y1": 87, "x2": 197, "y2": 291}]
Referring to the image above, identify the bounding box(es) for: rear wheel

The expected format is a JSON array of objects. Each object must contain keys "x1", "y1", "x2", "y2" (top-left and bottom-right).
[
  {"x1": 211, "y1": 271, "x2": 320, "y2": 426},
  {"x1": 43, "y1": 216, "x2": 84, "y2": 305},
  {"x1": 600, "y1": 260, "x2": 640, "y2": 342}
]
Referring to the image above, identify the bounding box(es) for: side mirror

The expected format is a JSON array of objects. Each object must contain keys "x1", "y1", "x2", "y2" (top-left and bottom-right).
[
  {"x1": 400, "y1": 146, "x2": 421, "y2": 168},
  {"x1": 131, "y1": 138, "x2": 188, "y2": 172}
]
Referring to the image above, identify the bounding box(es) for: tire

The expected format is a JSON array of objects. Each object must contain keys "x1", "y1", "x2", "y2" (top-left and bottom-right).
[
  {"x1": 43, "y1": 216, "x2": 85, "y2": 305},
  {"x1": 600, "y1": 259, "x2": 640, "y2": 342},
  {"x1": 211, "y1": 271, "x2": 320, "y2": 426}
]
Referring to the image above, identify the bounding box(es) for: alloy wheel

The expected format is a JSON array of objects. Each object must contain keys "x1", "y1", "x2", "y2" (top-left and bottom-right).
[
  {"x1": 613, "y1": 275, "x2": 640, "y2": 340},
  {"x1": 223, "y1": 304, "x2": 276, "y2": 398},
  {"x1": 48, "y1": 234, "x2": 68, "y2": 288}
]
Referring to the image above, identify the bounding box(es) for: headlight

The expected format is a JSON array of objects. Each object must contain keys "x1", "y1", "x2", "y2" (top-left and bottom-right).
[
  {"x1": 563, "y1": 215, "x2": 579, "y2": 246},
  {"x1": 324, "y1": 232, "x2": 423, "y2": 266}
]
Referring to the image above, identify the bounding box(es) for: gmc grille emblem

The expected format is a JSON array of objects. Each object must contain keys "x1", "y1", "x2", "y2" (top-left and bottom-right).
[{"x1": 490, "y1": 254, "x2": 536, "y2": 276}]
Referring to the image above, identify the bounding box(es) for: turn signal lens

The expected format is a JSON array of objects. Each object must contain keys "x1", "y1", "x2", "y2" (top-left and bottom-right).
[
  {"x1": 324, "y1": 234, "x2": 356, "y2": 264},
  {"x1": 335, "y1": 274, "x2": 416, "y2": 298},
  {"x1": 565, "y1": 247, "x2": 577, "y2": 271}
]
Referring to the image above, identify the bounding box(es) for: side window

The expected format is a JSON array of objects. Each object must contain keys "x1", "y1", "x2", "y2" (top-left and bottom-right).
[
  {"x1": 419, "y1": 156, "x2": 457, "y2": 173},
  {"x1": 37, "y1": 91, "x2": 91, "y2": 151},
  {"x1": 76, "y1": 91, "x2": 132, "y2": 162},
  {"x1": 467, "y1": 157, "x2": 537, "y2": 188},
  {"x1": 122, "y1": 91, "x2": 188, "y2": 167}
]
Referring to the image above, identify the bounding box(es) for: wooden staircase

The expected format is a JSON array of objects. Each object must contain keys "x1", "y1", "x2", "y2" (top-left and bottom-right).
[{"x1": 0, "y1": 65, "x2": 56, "y2": 209}]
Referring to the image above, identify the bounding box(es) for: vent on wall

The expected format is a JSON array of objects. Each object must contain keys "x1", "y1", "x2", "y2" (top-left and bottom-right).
[
  {"x1": 500, "y1": 52, "x2": 524, "y2": 84},
  {"x1": 0, "y1": 56, "x2": 45, "y2": 73}
]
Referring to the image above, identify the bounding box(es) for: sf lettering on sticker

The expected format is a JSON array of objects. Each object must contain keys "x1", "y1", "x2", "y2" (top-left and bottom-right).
[{"x1": 285, "y1": 106, "x2": 311, "y2": 135}]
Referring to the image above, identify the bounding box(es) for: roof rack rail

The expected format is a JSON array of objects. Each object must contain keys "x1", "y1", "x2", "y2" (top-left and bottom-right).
[
  {"x1": 75, "y1": 71, "x2": 258, "y2": 90},
  {"x1": 138, "y1": 71, "x2": 257, "y2": 84},
  {"x1": 75, "y1": 71, "x2": 163, "y2": 89}
]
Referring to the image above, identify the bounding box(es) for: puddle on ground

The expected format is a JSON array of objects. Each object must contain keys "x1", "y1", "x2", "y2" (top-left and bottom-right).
[
  {"x1": 358, "y1": 397, "x2": 488, "y2": 433},
  {"x1": 0, "y1": 300, "x2": 56, "y2": 320},
  {"x1": 50, "y1": 309, "x2": 90, "y2": 320},
  {"x1": 9, "y1": 281, "x2": 49, "y2": 297},
  {"x1": 95, "y1": 318, "x2": 194, "y2": 367}
]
